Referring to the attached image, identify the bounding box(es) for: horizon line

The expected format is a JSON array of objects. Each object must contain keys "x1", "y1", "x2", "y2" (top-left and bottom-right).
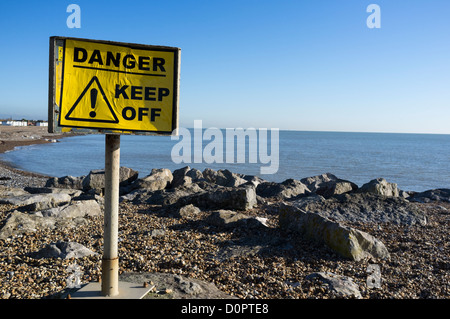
[
  {"x1": 0, "y1": 116, "x2": 448, "y2": 136},
  {"x1": 179, "y1": 127, "x2": 450, "y2": 136}
]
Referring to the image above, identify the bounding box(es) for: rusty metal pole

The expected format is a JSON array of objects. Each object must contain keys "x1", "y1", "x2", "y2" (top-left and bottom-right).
[{"x1": 101, "y1": 134, "x2": 121, "y2": 296}]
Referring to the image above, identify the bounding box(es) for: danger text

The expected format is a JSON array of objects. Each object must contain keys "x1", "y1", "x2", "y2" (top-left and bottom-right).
[{"x1": 73, "y1": 47, "x2": 166, "y2": 72}]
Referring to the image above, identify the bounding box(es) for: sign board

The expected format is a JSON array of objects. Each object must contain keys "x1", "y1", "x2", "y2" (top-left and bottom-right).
[{"x1": 49, "y1": 37, "x2": 180, "y2": 135}]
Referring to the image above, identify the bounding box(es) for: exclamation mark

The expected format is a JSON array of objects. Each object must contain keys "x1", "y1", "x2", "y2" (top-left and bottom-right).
[{"x1": 89, "y1": 88, "x2": 98, "y2": 118}]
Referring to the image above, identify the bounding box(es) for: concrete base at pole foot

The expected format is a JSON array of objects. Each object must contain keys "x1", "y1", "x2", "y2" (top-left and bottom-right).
[{"x1": 69, "y1": 281, "x2": 155, "y2": 299}]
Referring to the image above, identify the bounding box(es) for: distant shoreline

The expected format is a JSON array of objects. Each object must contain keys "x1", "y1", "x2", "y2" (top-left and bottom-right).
[{"x1": 0, "y1": 126, "x2": 84, "y2": 179}]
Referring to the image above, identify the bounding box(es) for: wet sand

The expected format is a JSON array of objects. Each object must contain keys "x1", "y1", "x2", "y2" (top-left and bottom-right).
[{"x1": 0, "y1": 126, "x2": 71, "y2": 154}]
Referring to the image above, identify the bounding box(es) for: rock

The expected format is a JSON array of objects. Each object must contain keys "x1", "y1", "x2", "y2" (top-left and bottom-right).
[
  {"x1": 300, "y1": 173, "x2": 340, "y2": 192},
  {"x1": 186, "y1": 168, "x2": 204, "y2": 181},
  {"x1": 202, "y1": 168, "x2": 219, "y2": 184},
  {"x1": 399, "y1": 190, "x2": 410, "y2": 199},
  {"x1": 0, "y1": 211, "x2": 52, "y2": 239},
  {"x1": 409, "y1": 189, "x2": 450, "y2": 203},
  {"x1": 254, "y1": 182, "x2": 276, "y2": 198},
  {"x1": 119, "y1": 272, "x2": 237, "y2": 299},
  {"x1": 41, "y1": 200, "x2": 102, "y2": 218},
  {"x1": 288, "y1": 194, "x2": 326, "y2": 209},
  {"x1": 193, "y1": 180, "x2": 224, "y2": 193},
  {"x1": 215, "y1": 244, "x2": 265, "y2": 261},
  {"x1": 288, "y1": 192, "x2": 426, "y2": 226},
  {"x1": 23, "y1": 186, "x2": 82, "y2": 197},
  {"x1": 133, "y1": 168, "x2": 173, "y2": 191},
  {"x1": 148, "y1": 229, "x2": 166, "y2": 237},
  {"x1": 82, "y1": 166, "x2": 138, "y2": 191},
  {"x1": 215, "y1": 235, "x2": 290, "y2": 262},
  {"x1": 256, "y1": 179, "x2": 309, "y2": 199},
  {"x1": 178, "y1": 204, "x2": 201, "y2": 218},
  {"x1": 202, "y1": 168, "x2": 247, "y2": 187},
  {"x1": 30, "y1": 241, "x2": 97, "y2": 259},
  {"x1": 206, "y1": 210, "x2": 248, "y2": 227},
  {"x1": 0, "y1": 193, "x2": 72, "y2": 211},
  {"x1": 300, "y1": 173, "x2": 357, "y2": 198},
  {"x1": 172, "y1": 175, "x2": 193, "y2": 188},
  {"x1": 130, "y1": 183, "x2": 204, "y2": 206},
  {"x1": 45, "y1": 175, "x2": 85, "y2": 190},
  {"x1": 0, "y1": 185, "x2": 29, "y2": 198},
  {"x1": 278, "y1": 203, "x2": 390, "y2": 261},
  {"x1": 171, "y1": 167, "x2": 206, "y2": 188},
  {"x1": 171, "y1": 166, "x2": 193, "y2": 188},
  {"x1": 0, "y1": 211, "x2": 88, "y2": 239},
  {"x1": 81, "y1": 169, "x2": 104, "y2": 191},
  {"x1": 219, "y1": 170, "x2": 247, "y2": 187},
  {"x1": 205, "y1": 210, "x2": 267, "y2": 229},
  {"x1": 241, "y1": 175, "x2": 267, "y2": 187},
  {"x1": 316, "y1": 180, "x2": 358, "y2": 198},
  {"x1": 358, "y1": 178, "x2": 399, "y2": 197},
  {"x1": 178, "y1": 185, "x2": 257, "y2": 211},
  {"x1": 174, "y1": 276, "x2": 203, "y2": 296},
  {"x1": 305, "y1": 272, "x2": 362, "y2": 298}
]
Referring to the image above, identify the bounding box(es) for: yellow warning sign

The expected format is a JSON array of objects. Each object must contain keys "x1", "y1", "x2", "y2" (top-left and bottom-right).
[{"x1": 51, "y1": 37, "x2": 180, "y2": 134}]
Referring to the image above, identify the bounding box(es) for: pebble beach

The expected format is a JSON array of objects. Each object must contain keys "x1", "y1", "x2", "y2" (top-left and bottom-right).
[{"x1": 0, "y1": 126, "x2": 449, "y2": 300}]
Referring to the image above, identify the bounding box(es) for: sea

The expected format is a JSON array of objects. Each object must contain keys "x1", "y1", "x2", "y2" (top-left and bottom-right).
[{"x1": 1, "y1": 130, "x2": 449, "y2": 192}]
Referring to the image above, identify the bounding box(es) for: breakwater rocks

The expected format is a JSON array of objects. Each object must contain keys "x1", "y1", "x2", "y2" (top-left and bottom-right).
[{"x1": 0, "y1": 167, "x2": 449, "y2": 299}]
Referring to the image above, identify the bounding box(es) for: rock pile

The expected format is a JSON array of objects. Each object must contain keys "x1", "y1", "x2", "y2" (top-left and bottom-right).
[
  {"x1": 1, "y1": 168, "x2": 435, "y2": 260},
  {"x1": 0, "y1": 168, "x2": 438, "y2": 259},
  {"x1": 0, "y1": 166, "x2": 448, "y2": 299}
]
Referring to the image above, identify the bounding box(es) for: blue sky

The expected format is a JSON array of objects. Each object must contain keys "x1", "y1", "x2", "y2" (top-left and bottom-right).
[{"x1": 0, "y1": 0, "x2": 449, "y2": 133}]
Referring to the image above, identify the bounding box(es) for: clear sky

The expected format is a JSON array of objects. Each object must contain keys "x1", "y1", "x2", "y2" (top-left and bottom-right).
[{"x1": 0, "y1": 0, "x2": 449, "y2": 134}]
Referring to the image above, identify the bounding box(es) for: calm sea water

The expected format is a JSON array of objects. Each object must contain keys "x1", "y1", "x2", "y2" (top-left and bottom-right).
[{"x1": 1, "y1": 130, "x2": 449, "y2": 192}]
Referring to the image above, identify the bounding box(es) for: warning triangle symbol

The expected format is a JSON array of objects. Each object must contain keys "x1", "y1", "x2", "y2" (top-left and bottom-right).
[{"x1": 65, "y1": 76, "x2": 119, "y2": 124}]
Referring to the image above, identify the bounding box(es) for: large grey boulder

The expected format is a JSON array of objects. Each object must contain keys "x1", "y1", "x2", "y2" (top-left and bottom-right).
[
  {"x1": 186, "y1": 168, "x2": 204, "y2": 181},
  {"x1": 278, "y1": 203, "x2": 390, "y2": 261},
  {"x1": 24, "y1": 186, "x2": 82, "y2": 197},
  {"x1": 300, "y1": 173, "x2": 340, "y2": 192},
  {"x1": 256, "y1": 179, "x2": 309, "y2": 199},
  {"x1": 409, "y1": 188, "x2": 450, "y2": 203},
  {"x1": 306, "y1": 272, "x2": 362, "y2": 298},
  {"x1": 178, "y1": 185, "x2": 257, "y2": 211},
  {"x1": 171, "y1": 166, "x2": 193, "y2": 188},
  {"x1": 0, "y1": 185, "x2": 29, "y2": 198},
  {"x1": 357, "y1": 178, "x2": 399, "y2": 197},
  {"x1": 177, "y1": 204, "x2": 201, "y2": 219},
  {"x1": 205, "y1": 210, "x2": 268, "y2": 229},
  {"x1": 133, "y1": 168, "x2": 173, "y2": 191},
  {"x1": 41, "y1": 200, "x2": 102, "y2": 218},
  {"x1": 30, "y1": 241, "x2": 97, "y2": 259},
  {"x1": 202, "y1": 168, "x2": 247, "y2": 187},
  {"x1": 45, "y1": 175, "x2": 85, "y2": 190},
  {"x1": 0, "y1": 211, "x2": 88, "y2": 239},
  {"x1": 82, "y1": 166, "x2": 138, "y2": 191},
  {"x1": 127, "y1": 183, "x2": 204, "y2": 206},
  {"x1": 171, "y1": 166, "x2": 204, "y2": 188},
  {"x1": 300, "y1": 173, "x2": 358, "y2": 198},
  {"x1": 0, "y1": 193, "x2": 71, "y2": 211},
  {"x1": 316, "y1": 180, "x2": 358, "y2": 198},
  {"x1": 288, "y1": 192, "x2": 426, "y2": 226}
]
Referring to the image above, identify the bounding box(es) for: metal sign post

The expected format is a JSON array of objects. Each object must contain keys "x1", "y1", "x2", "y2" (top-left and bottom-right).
[{"x1": 102, "y1": 134, "x2": 121, "y2": 296}]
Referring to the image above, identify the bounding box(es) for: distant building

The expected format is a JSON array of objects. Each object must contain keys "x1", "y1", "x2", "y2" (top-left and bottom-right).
[
  {"x1": 36, "y1": 121, "x2": 48, "y2": 127},
  {"x1": 1, "y1": 120, "x2": 28, "y2": 126}
]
